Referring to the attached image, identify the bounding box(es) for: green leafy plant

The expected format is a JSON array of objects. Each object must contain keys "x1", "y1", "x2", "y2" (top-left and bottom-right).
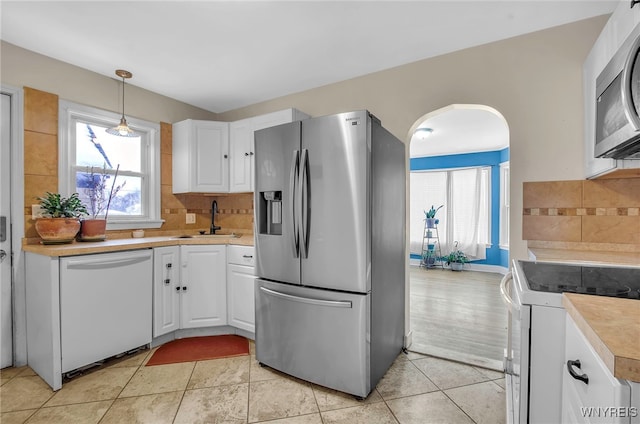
[
  {"x1": 38, "y1": 192, "x2": 88, "y2": 218},
  {"x1": 442, "y1": 242, "x2": 469, "y2": 265},
  {"x1": 424, "y1": 205, "x2": 443, "y2": 219}
]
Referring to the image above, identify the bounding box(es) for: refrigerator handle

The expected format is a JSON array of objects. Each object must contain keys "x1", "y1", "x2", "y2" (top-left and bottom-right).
[
  {"x1": 300, "y1": 148, "x2": 310, "y2": 258},
  {"x1": 290, "y1": 150, "x2": 300, "y2": 258},
  {"x1": 259, "y1": 286, "x2": 352, "y2": 308}
]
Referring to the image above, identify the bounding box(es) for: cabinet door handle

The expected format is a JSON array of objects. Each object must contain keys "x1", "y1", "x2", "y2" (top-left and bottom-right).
[
  {"x1": 245, "y1": 152, "x2": 249, "y2": 156},
  {"x1": 567, "y1": 359, "x2": 589, "y2": 385},
  {"x1": 242, "y1": 255, "x2": 253, "y2": 259},
  {"x1": 250, "y1": 152, "x2": 254, "y2": 156},
  {"x1": 175, "y1": 286, "x2": 181, "y2": 292},
  {"x1": 224, "y1": 154, "x2": 228, "y2": 159},
  {"x1": 164, "y1": 279, "x2": 171, "y2": 285},
  {"x1": 182, "y1": 286, "x2": 188, "y2": 291},
  {"x1": 166, "y1": 263, "x2": 172, "y2": 269}
]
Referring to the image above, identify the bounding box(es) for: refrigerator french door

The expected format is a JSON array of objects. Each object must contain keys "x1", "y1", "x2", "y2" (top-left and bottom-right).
[
  {"x1": 254, "y1": 110, "x2": 405, "y2": 398},
  {"x1": 254, "y1": 112, "x2": 370, "y2": 293}
]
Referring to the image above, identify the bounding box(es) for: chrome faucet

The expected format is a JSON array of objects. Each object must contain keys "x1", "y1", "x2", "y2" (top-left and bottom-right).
[{"x1": 210, "y1": 200, "x2": 221, "y2": 234}]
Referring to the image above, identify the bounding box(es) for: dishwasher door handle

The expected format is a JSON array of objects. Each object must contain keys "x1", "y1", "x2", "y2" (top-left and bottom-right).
[{"x1": 65, "y1": 251, "x2": 152, "y2": 270}]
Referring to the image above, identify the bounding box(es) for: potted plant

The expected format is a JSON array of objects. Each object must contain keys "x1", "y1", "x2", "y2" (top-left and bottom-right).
[
  {"x1": 424, "y1": 204, "x2": 443, "y2": 229},
  {"x1": 78, "y1": 164, "x2": 125, "y2": 241},
  {"x1": 35, "y1": 192, "x2": 88, "y2": 244},
  {"x1": 443, "y1": 242, "x2": 469, "y2": 271}
]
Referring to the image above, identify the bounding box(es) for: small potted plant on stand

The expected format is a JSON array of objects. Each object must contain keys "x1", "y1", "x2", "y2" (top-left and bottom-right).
[
  {"x1": 443, "y1": 241, "x2": 469, "y2": 271},
  {"x1": 424, "y1": 204, "x2": 443, "y2": 229},
  {"x1": 35, "y1": 192, "x2": 87, "y2": 244},
  {"x1": 78, "y1": 164, "x2": 125, "y2": 241}
]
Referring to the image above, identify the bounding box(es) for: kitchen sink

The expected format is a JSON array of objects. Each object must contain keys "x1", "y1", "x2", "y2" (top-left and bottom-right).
[{"x1": 174, "y1": 233, "x2": 239, "y2": 239}]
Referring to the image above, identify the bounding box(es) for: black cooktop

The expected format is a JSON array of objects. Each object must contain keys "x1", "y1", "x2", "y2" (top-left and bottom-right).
[{"x1": 520, "y1": 261, "x2": 640, "y2": 299}]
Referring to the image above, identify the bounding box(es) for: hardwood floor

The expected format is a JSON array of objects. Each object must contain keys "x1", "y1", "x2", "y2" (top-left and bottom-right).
[{"x1": 409, "y1": 266, "x2": 507, "y2": 371}]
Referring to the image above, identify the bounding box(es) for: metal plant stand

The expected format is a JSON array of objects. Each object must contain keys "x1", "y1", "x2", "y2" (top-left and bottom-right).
[{"x1": 420, "y1": 221, "x2": 443, "y2": 269}]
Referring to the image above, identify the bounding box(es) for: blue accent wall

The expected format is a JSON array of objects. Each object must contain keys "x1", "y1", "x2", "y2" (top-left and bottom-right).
[{"x1": 410, "y1": 148, "x2": 509, "y2": 268}]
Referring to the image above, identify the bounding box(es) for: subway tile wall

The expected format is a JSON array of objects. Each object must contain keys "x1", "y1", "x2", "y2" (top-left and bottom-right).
[
  {"x1": 523, "y1": 179, "x2": 640, "y2": 247},
  {"x1": 23, "y1": 87, "x2": 254, "y2": 240}
]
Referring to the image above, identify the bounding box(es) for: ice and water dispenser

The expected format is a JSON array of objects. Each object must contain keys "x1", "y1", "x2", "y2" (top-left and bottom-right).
[{"x1": 258, "y1": 191, "x2": 282, "y2": 235}]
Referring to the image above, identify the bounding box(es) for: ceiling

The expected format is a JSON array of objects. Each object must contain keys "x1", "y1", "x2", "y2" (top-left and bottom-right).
[
  {"x1": 410, "y1": 105, "x2": 509, "y2": 158},
  {"x1": 1, "y1": 1, "x2": 617, "y2": 115}
]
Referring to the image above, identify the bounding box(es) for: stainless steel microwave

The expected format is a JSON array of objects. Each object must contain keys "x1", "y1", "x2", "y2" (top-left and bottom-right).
[{"x1": 595, "y1": 24, "x2": 640, "y2": 159}]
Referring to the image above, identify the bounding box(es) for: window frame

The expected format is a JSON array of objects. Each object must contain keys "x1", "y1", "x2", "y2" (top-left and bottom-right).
[
  {"x1": 59, "y1": 100, "x2": 163, "y2": 230},
  {"x1": 499, "y1": 161, "x2": 510, "y2": 249},
  {"x1": 409, "y1": 165, "x2": 491, "y2": 255}
]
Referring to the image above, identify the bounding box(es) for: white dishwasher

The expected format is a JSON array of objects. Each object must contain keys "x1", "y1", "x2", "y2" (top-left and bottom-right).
[{"x1": 60, "y1": 249, "x2": 152, "y2": 373}]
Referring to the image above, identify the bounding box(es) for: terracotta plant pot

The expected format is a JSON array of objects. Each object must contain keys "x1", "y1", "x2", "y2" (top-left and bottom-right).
[
  {"x1": 35, "y1": 217, "x2": 81, "y2": 244},
  {"x1": 79, "y1": 218, "x2": 107, "y2": 241}
]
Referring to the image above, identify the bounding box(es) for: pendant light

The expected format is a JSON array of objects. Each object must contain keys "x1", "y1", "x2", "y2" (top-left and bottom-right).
[{"x1": 106, "y1": 69, "x2": 138, "y2": 137}]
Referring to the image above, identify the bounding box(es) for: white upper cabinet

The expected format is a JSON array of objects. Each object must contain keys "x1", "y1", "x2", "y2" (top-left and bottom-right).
[
  {"x1": 172, "y1": 120, "x2": 229, "y2": 193},
  {"x1": 584, "y1": 3, "x2": 640, "y2": 178},
  {"x1": 229, "y1": 108, "x2": 310, "y2": 193}
]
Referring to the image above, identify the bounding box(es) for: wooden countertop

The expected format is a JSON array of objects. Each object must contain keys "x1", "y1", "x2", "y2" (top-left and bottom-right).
[
  {"x1": 22, "y1": 234, "x2": 254, "y2": 257},
  {"x1": 562, "y1": 293, "x2": 640, "y2": 383}
]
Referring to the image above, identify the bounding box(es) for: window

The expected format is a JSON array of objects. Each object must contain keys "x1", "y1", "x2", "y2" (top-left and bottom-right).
[
  {"x1": 59, "y1": 100, "x2": 162, "y2": 229},
  {"x1": 410, "y1": 166, "x2": 491, "y2": 259},
  {"x1": 499, "y1": 162, "x2": 510, "y2": 248}
]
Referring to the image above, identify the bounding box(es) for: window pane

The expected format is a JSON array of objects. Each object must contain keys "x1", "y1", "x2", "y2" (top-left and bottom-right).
[
  {"x1": 75, "y1": 123, "x2": 141, "y2": 172},
  {"x1": 75, "y1": 171, "x2": 142, "y2": 217}
]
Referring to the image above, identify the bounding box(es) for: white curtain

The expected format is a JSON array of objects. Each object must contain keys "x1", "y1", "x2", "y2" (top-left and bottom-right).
[{"x1": 410, "y1": 167, "x2": 489, "y2": 260}]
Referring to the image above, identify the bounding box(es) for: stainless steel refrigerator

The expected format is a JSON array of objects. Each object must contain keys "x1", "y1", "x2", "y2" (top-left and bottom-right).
[{"x1": 254, "y1": 110, "x2": 405, "y2": 398}]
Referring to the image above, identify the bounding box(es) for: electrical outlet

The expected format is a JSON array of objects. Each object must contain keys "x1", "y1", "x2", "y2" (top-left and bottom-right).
[
  {"x1": 185, "y1": 213, "x2": 196, "y2": 224},
  {"x1": 32, "y1": 204, "x2": 44, "y2": 219}
]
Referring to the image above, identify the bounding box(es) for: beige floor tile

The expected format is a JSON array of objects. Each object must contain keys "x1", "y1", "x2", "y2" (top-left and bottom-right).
[
  {"x1": 375, "y1": 359, "x2": 438, "y2": 400},
  {"x1": 445, "y1": 381, "x2": 506, "y2": 424},
  {"x1": 0, "y1": 367, "x2": 28, "y2": 380},
  {"x1": 254, "y1": 414, "x2": 323, "y2": 424},
  {"x1": 405, "y1": 351, "x2": 429, "y2": 361},
  {"x1": 312, "y1": 384, "x2": 382, "y2": 412},
  {"x1": 250, "y1": 357, "x2": 287, "y2": 382},
  {"x1": 412, "y1": 356, "x2": 490, "y2": 390},
  {"x1": 45, "y1": 366, "x2": 138, "y2": 406},
  {"x1": 0, "y1": 376, "x2": 54, "y2": 412},
  {"x1": 100, "y1": 391, "x2": 183, "y2": 424},
  {"x1": 24, "y1": 400, "x2": 111, "y2": 424},
  {"x1": 494, "y1": 377, "x2": 506, "y2": 389},
  {"x1": 0, "y1": 409, "x2": 37, "y2": 424},
  {"x1": 320, "y1": 402, "x2": 398, "y2": 424},
  {"x1": 119, "y1": 362, "x2": 195, "y2": 398},
  {"x1": 473, "y1": 366, "x2": 505, "y2": 380},
  {"x1": 248, "y1": 378, "x2": 318, "y2": 423},
  {"x1": 174, "y1": 383, "x2": 248, "y2": 424},
  {"x1": 187, "y1": 356, "x2": 250, "y2": 389},
  {"x1": 386, "y1": 391, "x2": 474, "y2": 424},
  {"x1": 108, "y1": 349, "x2": 151, "y2": 368}
]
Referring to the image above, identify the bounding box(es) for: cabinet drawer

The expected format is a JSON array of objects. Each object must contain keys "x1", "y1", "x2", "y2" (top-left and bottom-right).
[
  {"x1": 563, "y1": 316, "x2": 631, "y2": 423},
  {"x1": 228, "y1": 245, "x2": 255, "y2": 266}
]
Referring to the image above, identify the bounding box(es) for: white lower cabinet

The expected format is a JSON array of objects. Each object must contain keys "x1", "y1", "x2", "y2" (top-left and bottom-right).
[
  {"x1": 226, "y1": 246, "x2": 256, "y2": 333},
  {"x1": 562, "y1": 315, "x2": 633, "y2": 424},
  {"x1": 153, "y1": 245, "x2": 227, "y2": 337}
]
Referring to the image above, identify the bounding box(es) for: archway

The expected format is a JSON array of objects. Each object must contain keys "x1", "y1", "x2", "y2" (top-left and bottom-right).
[{"x1": 406, "y1": 104, "x2": 509, "y2": 370}]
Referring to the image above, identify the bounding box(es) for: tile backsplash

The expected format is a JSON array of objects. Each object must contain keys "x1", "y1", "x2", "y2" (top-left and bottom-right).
[
  {"x1": 23, "y1": 87, "x2": 254, "y2": 239},
  {"x1": 523, "y1": 178, "x2": 640, "y2": 248}
]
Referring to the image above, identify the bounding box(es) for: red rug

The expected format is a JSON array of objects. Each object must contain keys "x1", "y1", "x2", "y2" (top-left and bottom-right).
[{"x1": 146, "y1": 335, "x2": 249, "y2": 366}]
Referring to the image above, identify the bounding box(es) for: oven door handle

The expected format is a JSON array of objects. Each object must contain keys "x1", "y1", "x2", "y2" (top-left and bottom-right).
[{"x1": 500, "y1": 272, "x2": 519, "y2": 313}]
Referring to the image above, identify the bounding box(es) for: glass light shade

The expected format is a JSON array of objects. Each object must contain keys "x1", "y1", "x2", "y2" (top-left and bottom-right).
[{"x1": 106, "y1": 117, "x2": 138, "y2": 137}]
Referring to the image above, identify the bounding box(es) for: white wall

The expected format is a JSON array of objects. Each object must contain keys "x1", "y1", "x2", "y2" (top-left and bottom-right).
[{"x1": 217, "y1": 16, "x2": 608, "y2": 261}]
